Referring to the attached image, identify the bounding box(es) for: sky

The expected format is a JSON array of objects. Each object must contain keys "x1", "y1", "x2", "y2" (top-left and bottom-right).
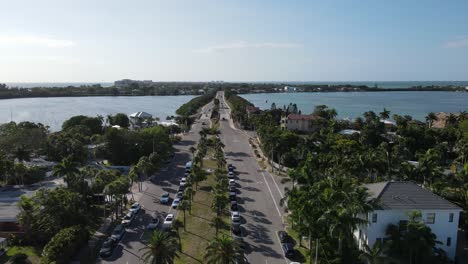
[{"x1": 0, "y1": 0, "x2": 468, "y2": 82}]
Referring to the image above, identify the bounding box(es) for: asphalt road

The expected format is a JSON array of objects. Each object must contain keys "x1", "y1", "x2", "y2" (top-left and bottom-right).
[
  {"x1": 217, "y1": 91, "x2": 289, "y2": 264},
  {"x1": 98, "y1": 102, "x2": 213, "y2": 264},
  {"x1": 99, "y1": 92, "x2": 290, "y2": 263}
]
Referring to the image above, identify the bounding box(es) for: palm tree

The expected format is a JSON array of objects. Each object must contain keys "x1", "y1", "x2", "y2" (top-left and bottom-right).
[
  {"x1": 211, "y1": 192, "x2": 229, "y2": 216},
  {"x1": 359, "y1": 240, "x2": 386, "y2": 264},
  {"x1": 128, "y1": 166, "x2": 138, "y2": 201},
  {"x1": 189, "y1": 146, "x2": 197, "y2": 157},
  {"x1": 136, "y1": 156, "x2": 154, "y2": 191},
  {"x1": 425, "y1": 112, "x2": 437, "y2": 128},
  {"x1": 13, "y1": 145, "x2": 31, "y2": 162},
  {"x1": 204, "y1": 235, "x2": 242, "y2": 264},
  {"x1": 178, "y1": 200, "x2": 190, "y2": 231},
  {"x1": 139, "y1": 230, "x2": 179, "y2": 264},
  {"x1": 52, "y1": 157, "x2": 79, "y2": 187},
  {"x1": 379, "y1": 108, "x2": 390, "y2": 120},
  {"x1": 210, "y1": 216, "x2": 225, "y2": 236}
]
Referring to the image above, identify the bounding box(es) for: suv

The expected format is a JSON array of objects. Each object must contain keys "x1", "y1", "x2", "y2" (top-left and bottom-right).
[
  {"x1": 281, "y1": 243, "x2": 295, "y2": 258},
  {"x1": 147, "y1": 213, "x2": 160, "y2": 230},
  {"x1": 111, "y1": 224, "x2": 126, "y2": 241},
  {"x1": 121, "y1": 211, "x2": 135, "y2": 227},
  {"x1": 99, "y1": 237, "x2": 117, "y2": 258},
  {"x1": 129, "y1": 202, "x2": 141, "y2": 214},
  {"x1": 159, "y1": 192, "x2": 170, "y2": 204},
  {"x1": 163, "y1": 214, "x2": 174, "y2": 229}
]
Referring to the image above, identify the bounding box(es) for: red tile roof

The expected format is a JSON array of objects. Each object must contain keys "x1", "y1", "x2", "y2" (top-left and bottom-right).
[{"x1": 246, "y1": 106, "x2": 261, "y2": 113}]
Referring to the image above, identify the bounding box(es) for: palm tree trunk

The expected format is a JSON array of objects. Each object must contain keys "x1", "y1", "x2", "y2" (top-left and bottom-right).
[
  {"x1": 183, "y1": 210, "x2": 186, "y2": 231},
  {"x1": 309, "y1": 230, "x2": 313, "y2": 264}
]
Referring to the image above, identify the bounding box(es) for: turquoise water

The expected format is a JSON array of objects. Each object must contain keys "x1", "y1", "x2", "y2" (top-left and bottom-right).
[
  {"x1": 241, "y1": 91, "x2": 468, "y2": 121},
  {"x1": 0, "y1": 96, "x2": 194, "y2": 131}
]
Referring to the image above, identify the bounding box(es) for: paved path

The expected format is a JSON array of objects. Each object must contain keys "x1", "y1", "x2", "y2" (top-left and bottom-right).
[
  {"x1": 218, "y1": 91, "x2": 288, "y2": 264},
  {"x1": 98, "y1": 102, "x2": 213, "y2": 263}
]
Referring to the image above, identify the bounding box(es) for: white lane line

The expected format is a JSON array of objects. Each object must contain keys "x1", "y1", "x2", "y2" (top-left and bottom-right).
[
  {"x1": 275, "y1": 231, "x2": 290, "y2": 264},
  {"x1": 260, "y1": 172, "x2": 283, "y2": 218},
  {"x1": 267, "y1": 171, "x2": 284, "y2": 199}
]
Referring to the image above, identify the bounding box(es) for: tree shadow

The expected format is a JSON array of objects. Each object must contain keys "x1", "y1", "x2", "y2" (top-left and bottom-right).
[{"x1": 242, "y1": 186, "x2": 260, "y2": 192}]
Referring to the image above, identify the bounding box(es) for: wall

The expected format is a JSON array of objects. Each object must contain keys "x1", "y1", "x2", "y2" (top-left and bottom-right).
[{"x1": 355, "y1": 209, "x2": 461, "y2": 260}]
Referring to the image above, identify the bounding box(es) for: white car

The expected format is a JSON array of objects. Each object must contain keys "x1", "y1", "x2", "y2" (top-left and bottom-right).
[
  {"x1": 121, "y1": 211, "x2": 135, "y2": 226},
  {"x1": 229, "y1": 179, "x2": 235, "y2": 186},
  {"x1": 228, "y1": 171, "x2": 234, "y2": 178},
  {"x1": 180, "y1": 177, "x2": 187, "y2": 187},
  {"x1": 163, "y1": 214, "x2": 174, "y2": 229},
  {"x1": 129, "y1": 202, "x2": 141, "y2": 214},
  {"x1": 172, "y1": 197, "x2": 181, "y2": 208},
  {"x1": 147, "y1": 213, "x2": 160, "y2": 230},
  {"x1": 231, "y1": 211, "x2": 241, "y2": 224}
]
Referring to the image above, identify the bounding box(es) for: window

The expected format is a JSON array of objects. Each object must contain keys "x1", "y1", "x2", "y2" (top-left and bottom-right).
[
  {"x1": 446, "y1": 237, "x2": 451, "y2": 246},
  {"x1": 372, "y1": 213, "x2": 378, "y2": 223},
  {"x1": 449, "y1": 213, "x2": 454, "y2": 223},
  {"x1": 426, "y1": 213, "x2": 435, "y2": 224}
]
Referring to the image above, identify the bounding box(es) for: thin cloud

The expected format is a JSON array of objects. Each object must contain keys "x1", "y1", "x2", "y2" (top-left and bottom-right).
[
  {"x1": 0, "y1": 35, "x2": 75, "y2": 48},
  {"x1": 196, "y1": 41, "x2": 301, "y2": 53},
  {"x1": 444, "y1": 36, "x2": 468, "y2": 48}
]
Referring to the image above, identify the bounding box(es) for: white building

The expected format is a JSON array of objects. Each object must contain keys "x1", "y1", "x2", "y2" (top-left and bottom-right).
[
  {"x1": 280, "y1": 114, "x2": 323, "y2": 132},
  {"x1": 355, "y1": 181, "x2": 461, "y2": 260},
  {"x1": 284, "y1": 86, "x2": 297, "y2": 92}
]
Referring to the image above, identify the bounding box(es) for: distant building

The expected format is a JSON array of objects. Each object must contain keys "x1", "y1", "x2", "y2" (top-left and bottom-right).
[
  {"x1": 380, "y1": 119, "x2": 397, "y2": 128},
  {"x1": 339, "y1": 129, "x2": 360, "y2": 135},
  {"x1": 114, "y1": 79, "x2": 154, "y2": 88},
  {"x1": 280, "y1": 114, "x2": 322, "y2": 132},
  {"x1": 354, "y1": 181, "x2": 461, "y2": 261},
  {"x1": 284, "y1": 86, "x2": 297, "y2": 92},
  {"x1": 246, "y1": 106, "x2": 261, "y2": 118},
  {"x1": 129, "y1": 112, "x2": 153, "y2": 129}
]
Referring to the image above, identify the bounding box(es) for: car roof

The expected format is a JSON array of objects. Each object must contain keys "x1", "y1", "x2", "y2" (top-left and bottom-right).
[
  {"x1": 162, "y1": 192, "x2": 169, "y2": 195},
  {"x1": 166, "y1": 214, "x2": 174, "y2": 217}
]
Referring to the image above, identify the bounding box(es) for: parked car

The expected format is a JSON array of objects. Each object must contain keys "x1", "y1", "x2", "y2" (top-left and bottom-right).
[
  {"x1": 147, "y1": 213, "x2": 160, "y2": 230},
  {"x1": 281, "y1": 243, "x2": 295, "y2": 258},
  {"x1": 278, "y1": 230, "x2": 289, "y2": 243},
  {"x1": 229, "y1": 192, "x2": 237, "y2": 201},
  {"x1": 111, "y1": 224, "x2": 126, "y2": 240},
  {"x1": 163, "y1": 214, "x2": 174, "y2": 229},
  {"x1": 121, "y1": 211, "x2": 135, "y2": 226},
  {"x1": 160, "y1": 192, "x2": 170, "y2": 204},
  {"x1": 180, "y1": 177, "x2": 187, "y2": 187},
  {"x1": 228, "y1": 171, "x2": 234, "y2": 179},
  {"x1": 229, "y1": 179, "x2": 235, "y2": 186},
  {"x1": 129, "y1": 202, "x2": 141, "y2": 214},
  {"x1": 176, "y1": 191, "x2": 184, "y2": 199},
  {"x1": 185, "y1": 161, "x2": 192, "y2": 170},
  {"x1": 229, "y1": 186, "x2": 236, "y2": 192},
  {"x1": 231, "y1": 224, "x2": 242, "y2": 236},
  {"x1": 99, "y1": 237, "x2": 117, "y2": 258},
  {"x1": 230, "y1": 201, "x2": 238, "y2": 212},
  {"x1": 228, "y1": 164, "x2": 234, "y2": 171},
  {"x1": 172, "y1": 197, "x2": 181, "y2": 209},
  {"x1": 231, "y1": 211, "x2": 241, "y2": 224}
]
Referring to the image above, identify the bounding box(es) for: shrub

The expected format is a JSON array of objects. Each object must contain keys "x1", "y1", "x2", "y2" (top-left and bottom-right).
[{"x1": 41, "y1": 226, "x2": 89, "y2": 264}]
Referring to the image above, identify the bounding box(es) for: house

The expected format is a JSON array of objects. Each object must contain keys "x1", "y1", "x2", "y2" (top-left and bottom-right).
[
  {"x1": 246, "y1": 106, "x2": 261, "y2": 118},
  {"x1": 129, "y1": 112, "x2": 153, "y2": 128},
  {"x1": 354, "y1": 181, "x2": 461, "y2": 260},
  {"x1": 280, "y1": 114, "x2": 323, "y2": 132},
  {"x1": 431, "y1": 112, "x2": 459, "y2": 129}
]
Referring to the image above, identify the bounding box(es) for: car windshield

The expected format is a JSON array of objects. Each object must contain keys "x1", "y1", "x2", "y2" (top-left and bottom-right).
[
  {"x1": 123, "y1": 216, "x2": 131, "y2": 220},
  {"x1": 112, "y1": 228, "x2": 122, "y2": 235},
  {"x1": 103, "y1": 241, "x2": 113, "y2": 248},
  {"x1": 162, "y1": 193, "x2": 169, "y2": 197},
  {"x1": 131, "y1": 205, "x2": 138, "y2": 209},
  {"x1": 166, "y1": 216, "x2": 173, "y2": 221}
]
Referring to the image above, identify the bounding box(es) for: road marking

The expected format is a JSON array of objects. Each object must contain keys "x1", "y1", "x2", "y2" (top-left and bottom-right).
[
  {"x1": 260, "y1": 172, "x2": 282, "y2": 218},
  {"x1": 275, "y1": 231, "x2": 290, "y2": 264},
  {"x1": 267, "y1": 171, "x2": 284, "y2": 199}
]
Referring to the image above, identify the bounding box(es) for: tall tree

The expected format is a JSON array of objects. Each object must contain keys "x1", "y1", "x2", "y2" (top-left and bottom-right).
[
  {"x1": 204, "y1": 235, "x2": 242, "y2": 264},
  {"x1": 139, "y1": 230, "x2": 179, "y2": 264}
]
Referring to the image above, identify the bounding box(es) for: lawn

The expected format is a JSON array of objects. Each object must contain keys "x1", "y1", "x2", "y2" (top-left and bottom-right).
[
  {"x1": 174, "y1": 157, "x2": 230, "y2": 264},
  {"x1": 0, "y1": 246, "x2": 41, "y2": 264}
]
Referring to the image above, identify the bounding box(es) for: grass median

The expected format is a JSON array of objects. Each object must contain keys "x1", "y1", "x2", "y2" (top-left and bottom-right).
[{"x1": 175, "y1": 158, "x2": 230, "y2": 264}]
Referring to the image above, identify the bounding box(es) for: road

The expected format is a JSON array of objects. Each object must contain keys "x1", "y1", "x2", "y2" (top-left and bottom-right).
[
  {"x1": 217, "y1": 91, "x2": 288, "y2": 264},
  {"x1": 99, "y1": 92, "x2": 289, "y2": 263},
  {"x1": 98, "y1": 102, "x2": 213, "y2": 263}
]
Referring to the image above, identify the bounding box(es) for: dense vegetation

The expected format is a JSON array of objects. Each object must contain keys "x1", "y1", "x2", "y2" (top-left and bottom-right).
[
  {"x1": 232, "y1": 99, "x2": 467, "y2": 263},
  {"x1": 224, "y1": 89, "x2": 253, "y2": 128},
  {"x1": 175, "y1": 90, "x2": 217, "y2": 116},
  {"x1": 1, "y1": 82, "x2": 465, "y2": 100}
]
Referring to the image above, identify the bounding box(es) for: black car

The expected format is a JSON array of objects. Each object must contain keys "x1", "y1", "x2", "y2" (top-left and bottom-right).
[
  {"x1": 281, "y1": 243, "x2": 295, "y2": 258},
  {"x1": 231, "y1": 224, "x2": 242, "y2": 236},
  {"x1": 229, "y1": 186, "x2": 236, "y2": 192},
  {"x1": 228, "y1": 164, "x2": 234, "y2": 171},
  {"x1": 229, "y1": 192, "x2": 237, "y2": 201},
  {"x1": 99, "y1": 238, "x2": 117, "y2": 258},
  {"x1": 230, "y1": 203, "x2": 239, "y2": 212},
  {"x1": 278, "y1": 230, "x2": 289, "y2": 243}
]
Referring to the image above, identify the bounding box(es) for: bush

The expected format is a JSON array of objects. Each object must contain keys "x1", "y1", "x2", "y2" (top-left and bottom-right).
[
  {"x1": 41, "y1": 226, "x2": 89, "y2": 264},
  {"x1": 176, "y1": 91, "x2": 216, "y2": 116}
]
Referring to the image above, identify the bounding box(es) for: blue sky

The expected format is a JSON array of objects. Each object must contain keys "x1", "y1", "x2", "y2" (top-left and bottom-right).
[{"x1": 0, "y1": 0, "x2": 467, "y2": 82}]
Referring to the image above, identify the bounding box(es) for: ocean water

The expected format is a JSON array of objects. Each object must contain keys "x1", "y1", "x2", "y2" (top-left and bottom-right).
[
  {"x1": 241, "y1": 91, "x2": 468, "y2": 121},
  {"x1": 0, "y1": 95, "x2": 194, "y2": 131},
  {"x1": 255, "y1": 81, "x2": 468, "y2": 89}
]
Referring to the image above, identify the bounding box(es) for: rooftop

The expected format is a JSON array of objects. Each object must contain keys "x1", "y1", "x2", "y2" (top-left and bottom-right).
[
  {"x1": 364, "y1": 181, "x2": 461, "y2": 210},
  {"x1": 129, "y1": 111, "x2": 152, "y2": 119}
]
